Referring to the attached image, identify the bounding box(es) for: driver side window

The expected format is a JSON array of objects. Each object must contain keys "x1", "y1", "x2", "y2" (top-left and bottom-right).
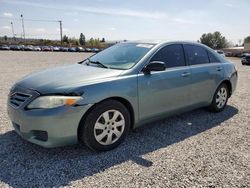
[{"x1": 151, "y1": 44, "x2": 186, "y2": 68}]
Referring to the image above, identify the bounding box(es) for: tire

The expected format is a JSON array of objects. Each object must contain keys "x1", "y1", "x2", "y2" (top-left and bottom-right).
[
  {"x1": 209, "y1": 83, "x2": 229, "y2": 113},
  {"x1": 78, "y1": 99, "x2": 131, "y2": 151}
]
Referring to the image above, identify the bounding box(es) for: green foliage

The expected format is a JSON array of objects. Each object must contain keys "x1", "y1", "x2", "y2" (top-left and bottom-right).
[
  {"x1": 62, "y1": 35, "x2": 69, "y2": 44},
  {"x1": 0, "y1": 33, "x2": 108, "y2": 48},
  {"x1": 86, "y1": 38, "x2": 108, "y2": 48},
  {"x1": 244, "y1": 36, "x2": 250, "y2": 44},
  {"x1": 200, "y1": 31, "x2": 229, "y2": 49},
  {"x1": 79, "y1": 33, "x2": 86, "y2": 45},
  {"x1": 89, "y1": 37, "x2": 94, "y2": 47},
  {"x1": 101, "y1": 38, "x2": 105, "y2": 43}
]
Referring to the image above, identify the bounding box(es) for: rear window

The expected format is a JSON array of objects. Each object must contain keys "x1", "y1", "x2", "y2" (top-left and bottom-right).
[
  {"x1": 208, "y1": 51, "x2": 221, "y2": 63},
  {"x1": 184, "y1": 44, "x2": 210, "y2": 65}
]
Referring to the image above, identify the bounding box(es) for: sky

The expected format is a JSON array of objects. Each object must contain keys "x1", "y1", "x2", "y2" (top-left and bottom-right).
[{"x1": 0, "y1": 0, "x2": 249, "y2": 44}]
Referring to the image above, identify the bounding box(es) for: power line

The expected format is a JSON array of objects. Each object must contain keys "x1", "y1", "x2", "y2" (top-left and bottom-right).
[
  {"x1": 23, "y1": 18, "x2": 60, "y2": 23},
  {"x1": 0, "y1": 17, "x2": 60, "y2": 22},
  {"x1": 1, "y1": 16, "x2": 63, "y2": 42}
]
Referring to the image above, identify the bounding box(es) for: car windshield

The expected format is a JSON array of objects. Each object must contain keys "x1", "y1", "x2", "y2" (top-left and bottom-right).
[{"x1": 87, "y1": 42, "x2": 154, "y2": 69}]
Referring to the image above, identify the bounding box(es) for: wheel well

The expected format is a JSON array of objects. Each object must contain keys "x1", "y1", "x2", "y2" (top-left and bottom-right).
[
  {"x1": 221, "y1": 80, "x2": 232, "y2": 97},
  {"x1": 77, "y1": 97, "x2": 135, "y2": 140},
  {"x1": 107, "y1": 97, "x2": 135, "y2": 129}
]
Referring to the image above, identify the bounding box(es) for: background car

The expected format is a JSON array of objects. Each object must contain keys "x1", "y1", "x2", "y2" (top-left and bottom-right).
[
  {"x1": 85, "y1": 48, "x2": 92, "y2": 52},
  {"x1": 241, "y1": 53, "x2": 250, "y2": 58},
  {"x1": 53, "y1": 46, "x2": 60, "y2": 52},
  {"x1": 9, "y1": 45, "x2": 22, "y2": 51},
  {"x1": 0, "y1": 45, "x2": 10, "y2": 50},
  {"x1": 41, "y1": 46, "x2": 52, "y2": 51},
  {"x1": 225, "y1": 52, "x2": 232, "y2": 57},
  {"x1": 241, "y1": 54, "x2": 250, "y2": 65},
  {"x1": 24, "y1": 45, "x2": 34, "y2": 51},
  {"x1": 18, "y1": 45, "x2": 25, "y2": 51},
  {"x1": 60, "y1": 47, "x2": 69, "y2": 52},
  {"x1": 33, "y1": 46, "x2": 41, "y2": 51},
  {"x1": 91, "y1": 48, "x2": 100, "y2": 53},
  {"x1": 215, "y1": 50, "x2": 225, "y2": 57},
  {"x1": 76, "y1": 46, "x2": 85, "y2": 52},
  {"x1": 68, "y1": 47, "x2": 77, "y2": 52}
]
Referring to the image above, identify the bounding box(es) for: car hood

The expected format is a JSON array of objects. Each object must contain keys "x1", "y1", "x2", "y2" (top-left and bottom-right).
[{"x1": 16, "y1": 64, "x2": 124, "y2": 94}]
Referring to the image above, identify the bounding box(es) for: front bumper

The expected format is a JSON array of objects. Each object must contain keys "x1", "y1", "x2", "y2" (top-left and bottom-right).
[{"x1": 7, "y1": 100, "x2": 92, "y2": 148}]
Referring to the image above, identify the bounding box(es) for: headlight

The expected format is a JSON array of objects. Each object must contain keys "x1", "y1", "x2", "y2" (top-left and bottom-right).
[{"x1": 27, "y1": 96, "x2": 83, "y2": 109}]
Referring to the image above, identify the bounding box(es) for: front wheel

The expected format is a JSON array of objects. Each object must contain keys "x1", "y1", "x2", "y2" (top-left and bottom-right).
[
  {"x1": 78, "y1": 100, "x2": 130, "y2": 151},
  {"x1": 209, "y1": 83, "x2": 229, "y2": 113}
]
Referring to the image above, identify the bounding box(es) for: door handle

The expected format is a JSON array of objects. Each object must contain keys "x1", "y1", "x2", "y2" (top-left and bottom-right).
[
  {"x1": 181, "y1": 72, "x2": 191, "y2": 77},
  {"x1": 216, "y1": 67, "x2": 222, "y2": 71}
]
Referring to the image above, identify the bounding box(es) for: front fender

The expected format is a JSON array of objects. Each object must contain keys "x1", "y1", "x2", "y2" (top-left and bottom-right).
[{"x1": 70, "y1": 75, "x2": 139, "y2": 124}]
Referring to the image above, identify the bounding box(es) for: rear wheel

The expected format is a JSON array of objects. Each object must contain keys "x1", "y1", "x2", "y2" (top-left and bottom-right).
[
  {"x1": 209, "y1": 83, "x2": 229, "y2": 112},
  {"x1": 79, "y1": 100, "x2": 130, "y2": 151}
]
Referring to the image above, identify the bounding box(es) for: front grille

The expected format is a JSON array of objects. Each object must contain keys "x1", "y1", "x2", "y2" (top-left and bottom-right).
[{"x1": 9, "y1": 92, "x2": 31, "y2": 108}]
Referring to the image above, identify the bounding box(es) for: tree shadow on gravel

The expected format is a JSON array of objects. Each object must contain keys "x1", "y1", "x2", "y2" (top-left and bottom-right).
[{"x1": 0, "y1": 105, "x2": 238, "y2": 187}]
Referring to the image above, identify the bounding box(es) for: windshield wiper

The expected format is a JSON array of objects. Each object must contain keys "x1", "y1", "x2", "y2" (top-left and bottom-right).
[{"x1": 87, "y1": 58, "x2": 109, "y2": 68}]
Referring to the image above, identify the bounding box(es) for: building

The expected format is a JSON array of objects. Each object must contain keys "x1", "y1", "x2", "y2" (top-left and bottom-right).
[
  {"x1": 223, "y1": 47, "x2": 244, "y2": 57},
  {"x1": 244, "y1": 43, "x2": 250, "y2": 51}
]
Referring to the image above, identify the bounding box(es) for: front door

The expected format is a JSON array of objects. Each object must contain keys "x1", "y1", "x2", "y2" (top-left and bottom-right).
[{"x1": 138, "y1": 44, "x2": 192, "y2": 121}]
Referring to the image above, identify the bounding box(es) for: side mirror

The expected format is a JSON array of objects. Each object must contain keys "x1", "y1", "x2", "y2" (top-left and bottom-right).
[{"x1": 143, "y1": 61, "x2": 166, "y2": 74}]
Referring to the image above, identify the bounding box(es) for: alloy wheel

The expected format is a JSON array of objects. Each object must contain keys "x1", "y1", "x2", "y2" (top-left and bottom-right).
[{"x1": 216, "y1": 87, "x2": 228, "y2": 109}]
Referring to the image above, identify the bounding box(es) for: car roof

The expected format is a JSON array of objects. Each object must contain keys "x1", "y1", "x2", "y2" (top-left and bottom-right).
[{"x1": 124, "y1": 40, "x2": 206, "y2": 46}]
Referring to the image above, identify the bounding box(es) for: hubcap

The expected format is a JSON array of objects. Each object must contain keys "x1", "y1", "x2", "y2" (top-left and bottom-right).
[
  {"x1": 216, "y1": 87, "x2": 227, "y2": 109},
  {"x1": 94, "y1": 110, "x2": 125, "y2": 145}
]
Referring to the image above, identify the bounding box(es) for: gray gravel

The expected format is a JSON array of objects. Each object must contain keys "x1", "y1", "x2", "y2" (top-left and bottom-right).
[{"x1": 0, "y1": 51, "x2": 249, "y2": 188}]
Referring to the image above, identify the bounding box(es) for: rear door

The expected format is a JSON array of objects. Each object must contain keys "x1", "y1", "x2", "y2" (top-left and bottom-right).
[
  {"x1": 183, "y1": 44, "x2": 224, "y2": 105},
  {"x1": 138, "y1": 44, "x2": 192, "y2": 121}
]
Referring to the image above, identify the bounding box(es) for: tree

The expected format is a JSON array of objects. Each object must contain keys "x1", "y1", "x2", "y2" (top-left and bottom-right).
[
  {"x1": 89, "y1": 37, "x2": 94, "y2": 47},
  {"x1": 200, "y1": 31, "x2": 228, "y2": 49},
  {"x1": 244, "y1": 36, "x2": 250, "y2": 44},
  {"x1": 4, "y1": 35, "x2": 7, "y2": 41},
  {"x1": 94, "y1": 38, "x2": 100, "y2": 47},
  {"x1": 62, "y1": 35, "x2": 69, "y2": 44},
  {"x1": 79, "y1": 33, "x2": 86, "y2": 45},
  {"x1": 101, "y1": 37, "x2": 105, "y2": 43}
]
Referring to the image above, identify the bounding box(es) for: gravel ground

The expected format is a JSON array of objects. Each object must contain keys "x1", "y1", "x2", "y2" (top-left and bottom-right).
[{"x1": 0, "y1": 51, "x2": 249, "y2": 188}]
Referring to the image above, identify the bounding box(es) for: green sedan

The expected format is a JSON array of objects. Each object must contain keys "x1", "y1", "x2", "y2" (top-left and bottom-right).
[{"x1": 7, "y1": 41, "x2": 238, "y2": 151}]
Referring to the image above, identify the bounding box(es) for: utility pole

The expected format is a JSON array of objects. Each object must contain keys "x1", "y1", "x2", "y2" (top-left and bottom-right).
[
  {"x1": 11, "y1": 22, "x2": 15, "y2": 38},
  {"x1": 59, "y1": 20, "x2": 62, "y2": 45},
  {"x1": 20, "y1": 14, "x2": 25, "y2": 43}
]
